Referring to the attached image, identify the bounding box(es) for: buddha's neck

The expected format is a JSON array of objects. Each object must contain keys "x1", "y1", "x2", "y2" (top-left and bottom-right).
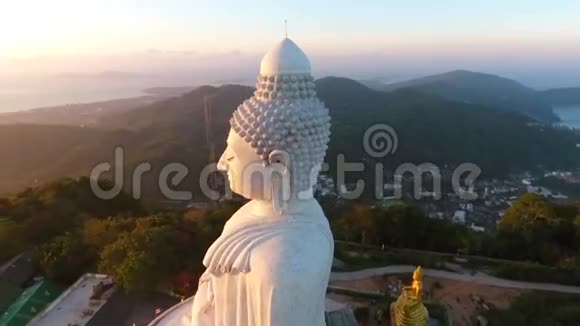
[{"x1": 248, "y1": 196, "x2": 318, "y2": 219}]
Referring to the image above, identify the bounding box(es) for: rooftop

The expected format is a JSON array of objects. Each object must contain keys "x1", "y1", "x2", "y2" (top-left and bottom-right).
[{"x1": 29, "y1": 274, "x2": 116, "y2": 326}]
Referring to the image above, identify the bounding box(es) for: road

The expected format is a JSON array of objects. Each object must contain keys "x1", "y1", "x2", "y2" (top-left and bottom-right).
[
  {"x1": 331, "y1": 265, "x2": 580, "y2": 294},
  {"x1": 0, "y1": 253, "x2": 23, "y2": 273}
]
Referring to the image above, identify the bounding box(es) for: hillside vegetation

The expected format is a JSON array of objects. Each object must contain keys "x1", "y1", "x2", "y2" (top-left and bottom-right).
[
  {"x1": 541, "y1": 87, "x2": 580, "y2": 106},
  {"x1": 365, "y1": 70, "x2": 559, "y2": 122},
  {"x1": 0, "y1": 78, "x2": 579, "y2": 203},
  {"x1": 3, "y1": 179, "x2": 580, "y2": 292}
]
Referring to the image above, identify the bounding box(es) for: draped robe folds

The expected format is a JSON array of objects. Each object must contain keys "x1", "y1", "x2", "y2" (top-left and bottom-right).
[{"x1": 184, "y1": 199, "x2": 334, "y2": 326}]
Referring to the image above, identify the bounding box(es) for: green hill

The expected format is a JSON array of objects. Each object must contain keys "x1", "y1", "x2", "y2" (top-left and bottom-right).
[
  {"x1": 364, "y1": 70, "x2": 559, "y2": 122},
  {"x1": 0, "y1": 77, "x2": 579, "y2": 203},
  {"x1": 317, "y1": 77, "x2": 578, "y2": 175},
  {"x1": 541, "y1": 87, "x2": 580, "y2": 106}
]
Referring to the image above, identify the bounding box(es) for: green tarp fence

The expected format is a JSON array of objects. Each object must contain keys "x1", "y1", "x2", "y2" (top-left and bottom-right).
[{"x1": 0, "y1": 280, "x2": 64, "y2": 326}]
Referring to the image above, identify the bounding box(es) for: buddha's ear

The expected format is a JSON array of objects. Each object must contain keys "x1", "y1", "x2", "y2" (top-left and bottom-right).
[
  {"x1": 267, "y1": 150, "x2": 290, "y2": 171},
  {"x1": 268, "y1": 150, "x2": 291, "y2": 214}
]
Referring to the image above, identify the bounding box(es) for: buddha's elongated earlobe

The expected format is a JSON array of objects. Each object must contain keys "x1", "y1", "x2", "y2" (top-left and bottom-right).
[
  {"x1": 268, "y1": 150, "x2": 291, "y2": 214},
  {"x1": 271, "y1": 173, "x2": 286, "y2": 214}
]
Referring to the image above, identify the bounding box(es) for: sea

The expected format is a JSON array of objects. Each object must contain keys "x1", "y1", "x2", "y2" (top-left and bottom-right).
[
  {"x1": 554, "y1": 106, "x2": 580, "y2": 130},
  {"x1": 0, "y1": 75, "x2": 251, "y2": 113},
  {"x1": 0, "y1": 78, "x2": 149, "y2": 112}
]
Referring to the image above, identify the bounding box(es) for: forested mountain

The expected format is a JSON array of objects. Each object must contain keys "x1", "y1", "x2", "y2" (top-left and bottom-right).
[
  {"x1": 0, "y1": 77, "x2": 579, "y2": 203},
  {"x1": 364, "y1": 70, "x2": 560, "y2": 122},
  {"x1": 143, "y1": 86, "x2": 197, "y2": 97},
  {"x1": 541, "y1": 87, "x2": 580, "y2": 106},
  {"x1": 316, "y1": 77, "x2": 578, "y2": 175}
]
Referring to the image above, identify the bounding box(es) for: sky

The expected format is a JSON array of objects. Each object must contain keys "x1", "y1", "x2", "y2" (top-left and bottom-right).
[{"x1": 1, "y1": 0, "x2": 580, "y2": 88}]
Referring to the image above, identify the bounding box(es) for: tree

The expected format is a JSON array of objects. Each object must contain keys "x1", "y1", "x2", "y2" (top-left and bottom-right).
[
  {"x1": 575, "y1": 216, "x2": 580, "y2": 249},
  {"x1": 380, "y1": 204, "x2": 428, "y2": 249},
  {"x1": 98, "y1": 223, "x2": 179, "y2": 291},
  {"x1": 497, "y1": 194, "x2": 579, "y2": 265},
  {"x1": 0, "y1": 177, "x2": 145, "y2": 259},
  {"x1": 500, "y1": 193, "x2": 557, "y2": 231},
  {"x1": 37, "y1": 233, "x2": 93, "y2": 283},
  {"x1": 331, "y1": 203, "x2": 381, "y2": 244},
  {"x1": 485, "y1": 292, "x2": 580, "y2": 326},
  {"x1": 330, "y1": 202, "x2": 469, "y2": 252},
  {"x1": 0, "y1": 219, "x2": 25, "y2": 260},
  {"x1": 0, "y1": 198, "x2": 10, "y2": 215},
  {"x1": 82, "y1": 217, "x2": 135, "y2": 250},
  {"x1": 182, "y1": 202, "x2": 240, "y2": 252}
]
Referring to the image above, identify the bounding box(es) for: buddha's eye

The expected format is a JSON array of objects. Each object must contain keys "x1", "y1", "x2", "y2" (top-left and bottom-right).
[{"x1": 227, "y1": 156, "x2": 235, "y2": 161}]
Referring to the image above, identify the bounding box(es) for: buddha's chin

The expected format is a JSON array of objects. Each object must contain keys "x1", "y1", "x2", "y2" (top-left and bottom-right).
[
  {"x1": 228, "y1": 184, "x2": 250, "y2": 200},
  {"x1": 230, "y1": 185, "x2": 270, "y2": 201}
]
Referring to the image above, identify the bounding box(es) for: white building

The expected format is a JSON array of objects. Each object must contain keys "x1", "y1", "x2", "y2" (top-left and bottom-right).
[
  {"x1": 522, "y1": 179, "x2": 532, "y2": 186},
  {"x1": 527, "y1": 185, "x2": 553, "y2": 197},
  {"x1": 552, "y1": 193, "x2": 569, "y2": 200},
  {"x1": 29, "y1": 274, "x2": 116, "y2": 326},
  {"x1": 469, "y1": 223, "x2": 486, "y2": 232},
  {"x1": 428, "y1": 212, "x2": 445, "y2": 219},
  {"x1": 452, "y1": 210, "x2": 466, "y2": 224},
  {"x1": 459, "y1": 203, "x2": 474, "y2": 212}
]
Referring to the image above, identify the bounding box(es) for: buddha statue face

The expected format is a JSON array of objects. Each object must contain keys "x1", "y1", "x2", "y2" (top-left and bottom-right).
[
  {"x1": 217, "y1": 129, "x2": 262, "y2": 199},
  {"x1": 217, "y1": 129, "x2": 291, "y2": 203}
]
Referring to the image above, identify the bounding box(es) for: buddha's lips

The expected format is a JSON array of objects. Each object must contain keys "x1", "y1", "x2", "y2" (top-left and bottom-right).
[{"x1": 225, "y1": 171, "x2": 233, "y2": 187}]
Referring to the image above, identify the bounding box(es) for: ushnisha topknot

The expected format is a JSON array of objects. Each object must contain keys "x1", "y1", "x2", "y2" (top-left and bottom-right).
[
  {"x1": 229, "y1": 75, "x2": 331, "y2": 192},
  {"x1": 229, "y1": 39, "x2": 331, "y2": 193}
]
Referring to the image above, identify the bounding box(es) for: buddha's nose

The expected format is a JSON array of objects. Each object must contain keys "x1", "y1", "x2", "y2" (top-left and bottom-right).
[{"x1": 217, "y1": 150, "x2": 228, "y2": 171}]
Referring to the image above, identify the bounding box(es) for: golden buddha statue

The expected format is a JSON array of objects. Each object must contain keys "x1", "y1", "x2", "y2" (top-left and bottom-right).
[{"x1": 391, "y1": 266, "x2": 429, "y2": 326}]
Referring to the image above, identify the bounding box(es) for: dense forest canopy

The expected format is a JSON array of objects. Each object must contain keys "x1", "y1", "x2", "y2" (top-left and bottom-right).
[{"x1": 2, "y1": 178, "x2": 580, "y2": 293}]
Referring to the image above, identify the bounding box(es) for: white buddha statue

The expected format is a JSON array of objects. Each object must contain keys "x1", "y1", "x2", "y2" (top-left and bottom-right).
[{"x1": 149, "y1": 37, "x2": 334, "y2": 326}]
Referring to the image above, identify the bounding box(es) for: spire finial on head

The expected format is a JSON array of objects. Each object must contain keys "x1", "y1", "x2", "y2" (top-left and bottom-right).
[{"x1": 285, "y1": 19, "x2": 288, "y2": 38}]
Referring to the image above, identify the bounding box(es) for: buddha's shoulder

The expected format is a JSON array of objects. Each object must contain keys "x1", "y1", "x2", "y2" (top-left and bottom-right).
[
  {"x1": 249, "y1": 219, "x2": 332, "y2": 265},
  {"x1": 249, "y1": 230, "x2": 332, "y2": 286}
]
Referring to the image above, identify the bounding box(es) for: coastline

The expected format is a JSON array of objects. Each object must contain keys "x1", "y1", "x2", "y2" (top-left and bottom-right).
[{"x1": 554, "y1": 105, "x2": 580, "y2": 129}]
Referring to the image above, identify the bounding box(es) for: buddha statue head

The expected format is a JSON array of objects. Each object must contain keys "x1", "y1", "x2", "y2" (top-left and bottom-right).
[
  {"x1": 217, "y1": 38, "x2": 331, "y2": 212},
  {"x1": 413, "y1": 266, "x2": 423, "y2": 283}
]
